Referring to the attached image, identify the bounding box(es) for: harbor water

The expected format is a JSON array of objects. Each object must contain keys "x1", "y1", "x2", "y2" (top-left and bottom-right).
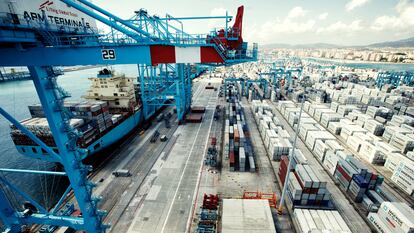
[{"x1": 0, "y1": 65, "x2": 138, "y2": 210}]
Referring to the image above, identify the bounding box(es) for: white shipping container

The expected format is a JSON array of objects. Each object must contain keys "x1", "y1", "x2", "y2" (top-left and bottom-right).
[
  {"x1": 377, "y1": 202, "x2": 414, "y2": 233},
  {"x1": 316, "y1": 210, "x2": 333, "y2": 231},
  {"x1": 239, "y1": 147, "x2": 246, "y2": 172},
  {"x1": 332, "y1": 211, "x2": 351, "y2": 232},
  {"x1": 327, "y1": 121, "x2": 342, "y2": 135},
  {"x1": 288, "y1": 172, "x2": 302, "y2": 199},
  {"x1": 367, "y1": 212, "x2": 393, "y2": 233},
  {"x1": 389, "y1": 133, "x2": 414, "y2": 154},
  {"x1": 264, "y1": 129, "x2": 277, "y2": 148},
  {"x1": 294, "y1": 209, "x2": 310, "y2": 233},
  {"x1": 306, "y1": 130, "x2": 335, "y2": 151},
  {"x1": 359, "y1": 141, "x2": 384, "y2": 164},
  {"x1": 314, "y1": 108, "x2": 334, "y2": 122},
  {"x1": 295, "y1": 164, "x2": 313, "y2": 188},
  {"x1": 309, "y1": 210, "x2": 325, "y2": 230},
  {"x1": 299, "y1": 123, "x2": 318, "y2": 141},
  {"x1": 291, "y1": 149, "x2": 308, "y2": 165},
  {"x1": 313, "y1": 139, "x2": 328, "y2": 162},
  {"x1": 302, "y1": 209, "x2": 317, "y2": 230},
  {"x1": 323, "y1": 150, "x2": 339, "y2": 176},
  {"x1": 324, "y1": 210, "x2": 342, "y2": 231},
  {"x1": 346, "y1": 135, "x2": 362, "y2": 152}
]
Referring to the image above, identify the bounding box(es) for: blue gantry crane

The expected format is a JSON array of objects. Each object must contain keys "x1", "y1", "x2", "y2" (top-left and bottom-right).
[
  {"x1": 245, "y1": 78, "x2": 268, "y2": 98},
  {"x1": 376, "y1": 71, "x2": 414, "y2": 88},
  {"x1": 258, "y1": 63, "x2": 302, "y2": 90},
  {"x1": 224, "y1": 77, "x2": 246, "y2": 96},
  {"x1": 0, "y1": 1, "x2": 257, "y2": 232}
]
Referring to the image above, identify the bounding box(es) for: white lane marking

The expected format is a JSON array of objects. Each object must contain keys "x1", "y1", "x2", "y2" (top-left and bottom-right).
[
  {"x1": 159, "y1": 81, "x2": 209, "y2": 233},
  {"x1": 185, "y1": 85, "x2": 217, "y2": 233},
  {"x1": 184, "y1": 114, "x2": 214, "y2": 233},
  {"x1": 159, "y1": 110, "x2": 204, "y2": 233}
]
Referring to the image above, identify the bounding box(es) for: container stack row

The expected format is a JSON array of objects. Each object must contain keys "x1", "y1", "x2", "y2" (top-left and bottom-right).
[
  {"x1": 334, "y1": 156, "x2": 383, "y2": 202},
  {"x1": 278, "y1": 153, "x2": 333, "y2": 208},
  {"x1": 252, "y1": 100, "x2": 292, "y2": 161},
  {"x1": 196, "y1": 194, "x2": 219, "y2": 233},
  {"x1": 277, "y1": 100, "x2": 387, "y2": 206},
  {"x1": 223, "y1": 82, "x2": 255, "y2": 172},
  {"x1": 313, "y1": 81, "x2": 412, "y2": 116},
  {"x1": 293, "y1": 208, "x2": 352, "y2": 233},
  {"x1": 301, "y1": 93, "x2": 414, "y2": 198}
]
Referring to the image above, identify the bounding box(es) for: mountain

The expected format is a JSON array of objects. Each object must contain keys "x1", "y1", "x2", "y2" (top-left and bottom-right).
[
  {"x1": 367, "y1": 37, "x2": 414, "y2": 48},
  {"x1": 261, "y1": 37, "x2": 414, "y2": 49}
]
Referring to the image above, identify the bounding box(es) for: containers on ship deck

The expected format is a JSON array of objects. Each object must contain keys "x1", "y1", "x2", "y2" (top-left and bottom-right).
[{"x1": 11, "y1": 101, "x2": 114, "y2": 148}]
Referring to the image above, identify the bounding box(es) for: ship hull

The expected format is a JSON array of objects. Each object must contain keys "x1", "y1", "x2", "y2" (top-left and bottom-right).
[{"x1": 15, "y1": 109, "x2": 146, "y2": 161}]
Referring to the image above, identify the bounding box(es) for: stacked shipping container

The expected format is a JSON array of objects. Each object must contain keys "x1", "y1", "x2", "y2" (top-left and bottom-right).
[{"x1": 224, "y1": 83, "x2": 255, "y2": 172}]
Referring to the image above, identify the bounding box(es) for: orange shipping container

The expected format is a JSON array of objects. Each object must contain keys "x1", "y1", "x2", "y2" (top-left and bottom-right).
[{"x1": 234, "y1": 128, "x2": 240, "y2": 142}]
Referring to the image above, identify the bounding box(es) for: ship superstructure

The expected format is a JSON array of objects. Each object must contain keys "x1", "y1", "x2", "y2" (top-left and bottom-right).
[{"x1": 83, "y1": 69, "x2": 137, "y2": 111}]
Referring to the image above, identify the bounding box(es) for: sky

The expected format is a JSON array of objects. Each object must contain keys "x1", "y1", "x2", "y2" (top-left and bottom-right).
[{"x1": 91, "y1": 0, "x2": 414, "y2": 46}]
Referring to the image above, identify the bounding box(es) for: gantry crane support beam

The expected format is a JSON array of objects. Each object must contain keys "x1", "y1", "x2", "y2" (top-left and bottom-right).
[
  {"x1": 0, "y1": 44, "x2": 225, "y2": 67},
  {"x1": 245, "y1": 79, "x2": 268, "y2": 97},
  {"x1": 61, "y1": 0, "x2": 153, "y2": 40}
]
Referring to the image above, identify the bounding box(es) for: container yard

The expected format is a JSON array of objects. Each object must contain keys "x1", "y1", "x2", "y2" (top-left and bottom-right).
[{"x1": 1, "y1": 1, "x2": 414, "y2": 233}]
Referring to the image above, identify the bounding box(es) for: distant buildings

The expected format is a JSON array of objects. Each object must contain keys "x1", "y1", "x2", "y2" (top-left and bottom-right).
[{"x1": 262, "y1": 48, "x2": 414, "y2": 64}]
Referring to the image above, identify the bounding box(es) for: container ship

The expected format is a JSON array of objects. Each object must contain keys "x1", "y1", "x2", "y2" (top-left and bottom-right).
[{"x1": 9, "y1": 69, "x2": 156, "y2": 160}]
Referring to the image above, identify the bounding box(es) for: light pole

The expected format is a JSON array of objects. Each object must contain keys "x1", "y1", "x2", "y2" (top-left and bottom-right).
[{"x1": 277, "y1": 91, "x2": 305, "y2": 215}]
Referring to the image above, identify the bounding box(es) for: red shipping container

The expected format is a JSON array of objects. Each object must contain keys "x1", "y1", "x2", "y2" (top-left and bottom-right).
[
  {"x1": 303, "y1": 188, "x2": 311, "y2": 193},
  {"x1": 278, "y1": 167, "x2": 288, "y2": 185},
  {"x1": 229, "y1": 151, "x2": 235, "y2": 164},
  {"x1": 280, "y1": 161, "x2": 288, "y2": 171},
  {"x1": 234, "y1": 129, "x2": 240, "y2": 142},
  {"x1": 309, "y1": 188, "x2": 318, "y2": 194},
  {"x1": 279, "y1": 163, "x2": 287, "y2": 172},
  {"x1": 279, "y1": 168, "x2": 287, "y2": 183},
  {"x1": 278, "y1": 171, "x2": 286, "y2": 185},
  {"x1": 211, "y1": 137, "x2": 217, "y2": 146},
  {"x1": 336, "y1": 164, "x2": 352, "y2": 182},
  {"x1": 281, "y1": 156, "x2": 290, "y2": 169}
]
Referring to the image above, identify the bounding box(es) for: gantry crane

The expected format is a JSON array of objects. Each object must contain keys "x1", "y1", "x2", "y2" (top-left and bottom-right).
[
  {"x1": 0, "y1": 1, "x2": 257, "y2": 232},
  {"x1": 376, "y1": 71, "x2": 414, "y2": 88}
]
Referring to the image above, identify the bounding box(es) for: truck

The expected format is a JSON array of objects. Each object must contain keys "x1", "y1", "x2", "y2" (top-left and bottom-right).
[{"x1": 112, "y1": 169, "x2": 131, "y2": 177}]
